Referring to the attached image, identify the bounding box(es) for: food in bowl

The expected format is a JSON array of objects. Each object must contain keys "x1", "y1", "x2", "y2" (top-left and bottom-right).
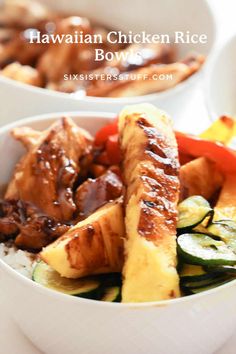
[
  {"x1": 0, "y1": 0, "x2": 205, "y2": 97},
  {"x1": 1, "y1": 106, "x2": 236, "y2": 303}
]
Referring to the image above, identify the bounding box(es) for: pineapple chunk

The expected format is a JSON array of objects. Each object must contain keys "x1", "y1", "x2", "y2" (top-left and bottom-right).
[
  {"x1": 179, "y1": 157, "x2": 224, "y2": 201},
  {"x1": 199, "y1": 116, "x2": 234, "y2": 144},
  {"x1": 214, "y1": 174, "x2": 236, "y2": 221},
  {"x1": 41, "y1": 199, "x2": 124, "y2": 278}
]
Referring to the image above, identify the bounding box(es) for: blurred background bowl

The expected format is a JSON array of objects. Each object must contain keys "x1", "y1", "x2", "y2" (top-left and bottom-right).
[
  {"x1": 205, "y1": 34, "x2": 236, "y2": 120},
  {"x1": 0, "y1": 0, "x2": 216, "y2": 125}
]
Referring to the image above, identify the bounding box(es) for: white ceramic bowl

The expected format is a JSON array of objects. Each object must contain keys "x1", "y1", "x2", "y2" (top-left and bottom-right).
[
  {"x1": 0, "y1": 112, "x2": 236, "y2": 354},
  {"x1": 0, "y1": 0, "x2": 216, "y2": 125},
  {"x1": 205, "y1": 34, "x2": 236, "y2": 120}
]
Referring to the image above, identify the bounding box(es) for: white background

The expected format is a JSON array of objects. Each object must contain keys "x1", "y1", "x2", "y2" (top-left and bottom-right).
[{"x1": 0, "y1": 0, "x2": 236, "y2": 353}]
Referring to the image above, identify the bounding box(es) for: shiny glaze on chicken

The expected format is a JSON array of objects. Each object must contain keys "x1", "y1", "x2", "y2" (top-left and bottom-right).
[{"x1": 5, "y1": 117, "x2": 93, "y2": 221}]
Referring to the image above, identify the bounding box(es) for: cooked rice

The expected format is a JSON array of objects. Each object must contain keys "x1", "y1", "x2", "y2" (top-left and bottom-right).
[{"x1": 0, "y1": 242, "x2": 36, "y2": 279}]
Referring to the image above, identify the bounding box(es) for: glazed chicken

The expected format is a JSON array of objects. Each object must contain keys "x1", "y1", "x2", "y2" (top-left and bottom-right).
[
  {"x1": 0, "y1": 117, "x2": 125, "y2": 250},
  {"x1": 75, "y1": 170, "x2": 123, "y2": 219},
  {"x1": 0, "y1": 0, "x2": 52, "y2": 28},
  {"x1": 86, "y1": 53, "x2": 205, "y2": 97},
  {"x1": 5, "y1": 117, "x2": 93, "y2": 221},
  {"x1": 0, "y1": 199, "x2": 69, "y2": 250},
  {"x1": 37, "y1": 16, "x2": 93, "y2": 84},
  {"x1": 1, "y1": 62, "x2": 42, "y2": 86},
  {"x1": 0, "y1": 0, "x2": 53, "y2": 68},
  {"x1": 48, "y1": 42, "x2": 175, "y2": 94},
  {"x1": 37, "y1": 16, "x2": 126, "y2": 88}
]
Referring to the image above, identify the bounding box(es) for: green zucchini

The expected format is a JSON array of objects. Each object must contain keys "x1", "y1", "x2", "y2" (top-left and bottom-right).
[
  {"x1": 101, "y1": 286, "x2": 121, "y2": 302},
  {"x1": 181, "y1": 274, "x2": 230, "y2": 289},
  {"x1": 193, "y1": 224, "x2": 212, "y2": 235},
  {"x1": 208, "y1": 220, "x2": 236, "y2": 252},
  {"x1": 177, "y1": 196, "x2": 213, "y2": 231},
  {"x1": 215, "y1": 220, "x2": 236, "y2": 229},
  {"x1": 179, "y1": 263, "x2": 217, "y2": 283},
  {"x1": 179, "y1": 264, "x2": 206, "y2": 277},
  {"x1": 177, "y1": 233, "x2": 236, "y2": 266},
  {"x1": 187, "y1": 278, "x2": 233, "y2": 294},
  {"x1": 204, "y1": 265, "x2": 236, "y2": 275},
  {"x1": 33, "y1": 261, "x2": 100, "y2": 298}
]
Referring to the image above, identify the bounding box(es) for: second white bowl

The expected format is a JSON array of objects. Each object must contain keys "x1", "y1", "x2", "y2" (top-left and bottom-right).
[{"x1": 0, "y1": 0, "x2": 216, "y2": 125}]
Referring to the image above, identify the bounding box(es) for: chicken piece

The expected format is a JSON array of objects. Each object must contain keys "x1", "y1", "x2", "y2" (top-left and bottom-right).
[
  {"x1": 0, "y1": 0, "x2": 52, "y2": 28},
  {"x1": 44, "y1": 26, "x2": 125, "y2": 92},
  {"x1": 0, "y1": 1, "x2": 51, "y2": 67},
  {"x1": 12, "y1": 126, "x2": 42, "y2": 150},
  {"x1": 15, "y1": 211, "x2": 69, "y2": 250},
  {"x1": 0, "y1": 199, "x2": 69, "y2": 250},
  {"x1": 1, "y1": 62, "x2": 42, "y2": 86},
  {"x1": 0, "y1": 28, "x2": 18, "y2": 44},
  {"x1": 94, "y1": 43, "x2": 175, "y2": 75},
  {"x1": 5, "y1": 117, "x2": 93, "y2": 221},
  {"x1": 0, "y1": 37, "x2": 47, "y2": 69},
  {"x1": 86, "y1": 54, "x2": 205, "y2": 97},
  {"x1": 75, "y1": 170, "x2": 123, "y2": 219},
  {"x1": 41, "y1": 199, "x2": 125, "y2": 278},
  {"x1": 37, "y1": 16, "x2": 92, "y2": 83},
  {"x1": 119, "y1": 104, "x2": 180, "y2": 302},
  {"x1": 179, "y1": 157, "x2": 224, "y2": 201},
  {"x1": 0, "y1": 199, "x2": 19, "y2": 236},
  {"x1": 0, "y1": 26, "x2": 48, "y2": 68}
]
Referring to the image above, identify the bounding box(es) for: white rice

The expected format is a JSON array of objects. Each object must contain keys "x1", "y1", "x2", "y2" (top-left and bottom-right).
[{"x1": 0, "y1": 242, "x2": 36, "y2": 279}]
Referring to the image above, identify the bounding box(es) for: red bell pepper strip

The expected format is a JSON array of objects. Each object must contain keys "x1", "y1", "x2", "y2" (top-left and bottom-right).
[
  {"x1": 176, "y1": 131, "x2": 236, "y2": 173},
  {"x1": 94, "y1": 121, "x2": 118, "y2": 147},
  {"x1": 106, "y1": 134, "x2": 121, "y2": 165}
]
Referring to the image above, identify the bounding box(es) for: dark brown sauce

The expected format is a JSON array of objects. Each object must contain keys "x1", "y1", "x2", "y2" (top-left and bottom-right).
[{"x1": 75, "y1": 170, "x2": 123, "y2": 220}]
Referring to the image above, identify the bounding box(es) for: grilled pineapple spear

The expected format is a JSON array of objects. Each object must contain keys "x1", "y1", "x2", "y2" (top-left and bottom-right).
[
  {"x1": 119, "y1": 103, "x2": 180, "y2": 302},
  {"x1": 41, "y1": 199, "x2": 124, "y2": 278}
]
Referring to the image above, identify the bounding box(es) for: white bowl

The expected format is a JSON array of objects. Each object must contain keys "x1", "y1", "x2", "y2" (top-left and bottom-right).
[
  {"x1": 0, "y1": 0, "x2": 216, "y2": 125},
  {"x1": 205, "y1": 35, "x2": 236, "y2": 120},
  {"x1": 0, "y1": 112, "x2": 236, "y2": 354}
]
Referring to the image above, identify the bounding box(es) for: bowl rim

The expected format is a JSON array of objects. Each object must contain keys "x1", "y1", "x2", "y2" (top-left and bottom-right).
[
  {"x1": 0, "y1": 110, "x2": 236, "y2": 309},
  {"x1": 204, "y1": 33, "x2": 236, "y2": 121},
  {"x1": 0, "y1": 68, "x2": 203, "y2": 103}
]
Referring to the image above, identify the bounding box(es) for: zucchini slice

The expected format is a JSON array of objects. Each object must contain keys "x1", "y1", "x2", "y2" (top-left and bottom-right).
[
  {"x1": 205, "y1": 265, "x2": 236, "y2": 275},
  {"x1": 181, "y1": 274, "x2": 230, "y2": 289},
  {"x1": 177, "y1": 196, "x2": 213, "y2": 230},
  {"x1": 101, "y1": 286, "x2": 121, "y2": 302},
  {"x1": 188, "y1": 278, "x2": 233, "y2": 294},
  {"x1": 208, "y1": 220, "x2": 236, "y2": 252},
  {"x1": 33, "y1": 261, "x2": 100, "y2": 298},
  {"x1": 179, "y1": 264, "x2": 206, "y2": 277},
  {"x1": 179, "y1": 264, "x2": 213, "y2": 282},
  {"x1": 193, "y1": 224, "x2": 212, "y2": 235},
  {"x1": 177, "y1": 233, "x2": 236, "y2": 266}
]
